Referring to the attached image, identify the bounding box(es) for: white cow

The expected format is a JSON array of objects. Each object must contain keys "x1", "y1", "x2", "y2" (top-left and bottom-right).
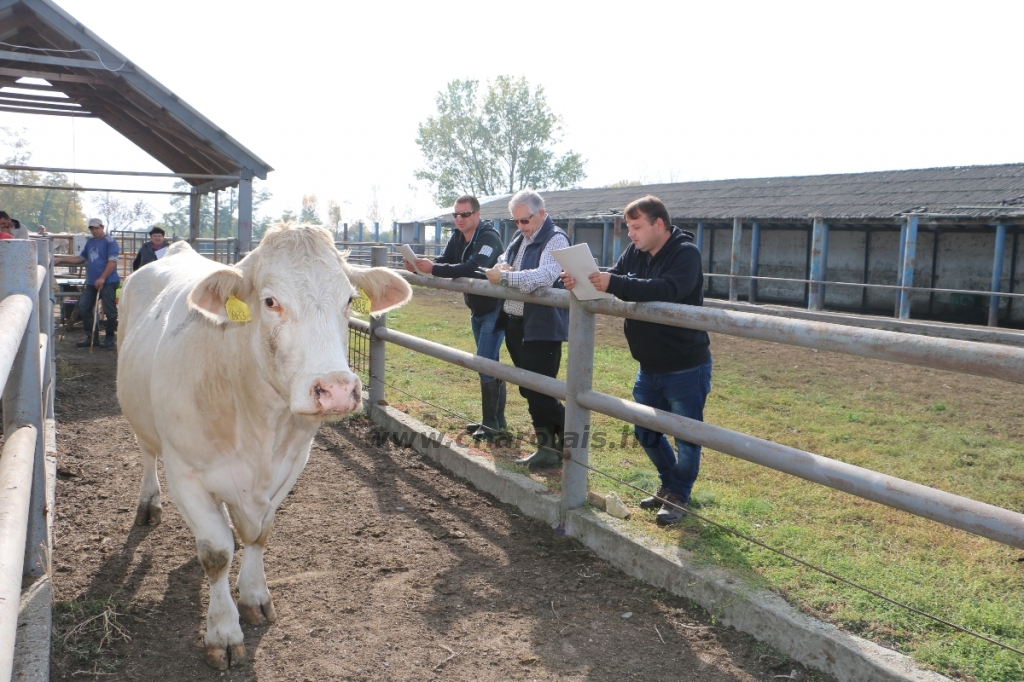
[{"x1": 117, "y1": 223, "x2": 410, "y2": 669}]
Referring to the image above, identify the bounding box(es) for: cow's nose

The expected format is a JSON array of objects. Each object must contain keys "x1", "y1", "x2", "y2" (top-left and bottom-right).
[{"x1": 311, "y1": 375, "x2": 361, "y2": 414}]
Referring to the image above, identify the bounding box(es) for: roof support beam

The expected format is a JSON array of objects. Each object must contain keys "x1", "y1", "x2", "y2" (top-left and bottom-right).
[
  {"x1": 0, "y1": 102, "x2": 88, "y2": 116},
  {"x1": 0, "y1": 48, "x2": 130, "y2": 72},
  {"x1": 0, "y1": 182, "x2": 188, "y2": 195},
  {"x1": 0, "y1": 164, "x2": 239, "y2": 180},
  {"x1": 0, "y1": 65, "x2": 104, "y2": 84}
]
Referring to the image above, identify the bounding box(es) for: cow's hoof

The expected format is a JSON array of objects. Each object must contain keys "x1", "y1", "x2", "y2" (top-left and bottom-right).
[
  {"x1": 134, "y1": 501, "x2": 162, "y2": 527},
  {"x1": 205, "y1": 642, "x2": 246, "y2": 670},
  {"x1": 239, "y1": 599, "x2": 277, "y2": 625}
]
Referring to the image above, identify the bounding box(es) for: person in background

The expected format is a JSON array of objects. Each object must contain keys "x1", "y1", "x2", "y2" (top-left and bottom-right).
[
  {"x1": 0, "y1": 221, "x2": 13, "y2": 239},
  {"x1": 561, "y1": 195, "x2": 712, "y2": 525},
  {"x1": 0, "y1": 211, "x2": 27, "y2": 239},
  {"x1": 485, "y1": 189, "x2": 570, "y2": 468},
  {"x1": 133, "y1": 226, "x2": 167, "y2": 271},
  {"x1": 405, "y1": 195, "x2": 508, "y2": 441},
  {"x1": 54, "y1": 218, "x2": 120, "y2": 349}
]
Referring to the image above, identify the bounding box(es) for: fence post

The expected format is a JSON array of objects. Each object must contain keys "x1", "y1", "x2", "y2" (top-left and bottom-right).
[
  {"x1": 895, "y1": 219, "x2": 907, "y2": 317},
  {"x1": 749, "y1": 221, "x2": 760, "y2": 303},
  {"x1": 374, "y1": 221, "x2": 380, "y2": 242},
  {"x1": 729, "y1": 217, "x2": 742, "y2": 302},
  {"x1": 808, "y1": 217, "x2": 825, "y2": 310},
  {"x1": 0, "y1": 241, "x2": 44, "y2": 579},
  {"x1": 818, "y1": 220, "x2": 830, "y2": 306},
  {"x1": 899, "y1": 215, "x2": 919, "y2": 320},
  {"x1": 989, "y1": 223, "x2": 1007, "y2": 327},
  {"x1": 561, "y1": 296, "x2": 595, "y2": 520},
  {"x1": 601, "y1": 220, "x2": 610, "y2": 267},
  {"x1": 368, "y1": 246, "x2": 388, "y2": 408}
]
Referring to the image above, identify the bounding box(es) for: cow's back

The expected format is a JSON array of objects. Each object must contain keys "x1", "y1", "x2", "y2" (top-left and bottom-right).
[{"x1": 117, "y1": 243, "x2": 226, "y2": 451}]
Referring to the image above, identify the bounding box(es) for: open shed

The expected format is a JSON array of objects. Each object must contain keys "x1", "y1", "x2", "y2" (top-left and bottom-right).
[{"x1": 0, "y1": 0, "x2": 272, "y2": 252}]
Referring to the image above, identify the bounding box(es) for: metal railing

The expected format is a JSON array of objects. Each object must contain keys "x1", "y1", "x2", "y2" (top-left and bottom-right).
[
  {"x1": 338, "y1": 241, "x2": 443, "y2": 268},
  {"x1": 353, "y1": 246, "x2": 1024, "y2": 550},
  {"x1": 0, "y1": 237, "x2": 55, "y2": 682}
]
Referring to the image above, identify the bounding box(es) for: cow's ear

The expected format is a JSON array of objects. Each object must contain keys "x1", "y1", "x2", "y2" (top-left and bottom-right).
[
  {"x1": 187, "y1": 268, "x2": 253, "y2": 324},
  {"x1": 348, "y1": 266, "x2": 412, "y2": 313}
]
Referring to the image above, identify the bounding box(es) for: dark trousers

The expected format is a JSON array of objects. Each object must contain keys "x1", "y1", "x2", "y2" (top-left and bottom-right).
[
  {"x1": 503, "y1": 315, "x2": 565, "y2": 431},
  {"x1": 77, "y1": 282, "x2": 118, "y2": 339}
]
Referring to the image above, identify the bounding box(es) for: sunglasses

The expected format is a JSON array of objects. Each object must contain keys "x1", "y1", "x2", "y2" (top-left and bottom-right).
[
  {"x1": 512, "y1": 214, "x2": 535, "y2": 225},
  {"x1": 452, "y1": 211, "x2": 476, "y2": 219},
  {"x1": 88, "y1": 225, "x2": 103, "y2": 230}
]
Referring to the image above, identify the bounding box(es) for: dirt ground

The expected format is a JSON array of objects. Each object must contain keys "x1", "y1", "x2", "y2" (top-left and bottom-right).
[{"x1": 44, "y1": 334, "x2": 838, "y2": 682}]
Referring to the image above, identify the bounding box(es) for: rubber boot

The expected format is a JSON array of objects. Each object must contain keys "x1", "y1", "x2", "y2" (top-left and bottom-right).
[
  {"x1": 514, "y1": 426, "x2": 562, "y2": 468},
  {"x1": 473, "y1": 378, "x2": 502, "y2": 441},
  {"x1": 495, "y1": 379, "x2": 507, "y2": 431}
]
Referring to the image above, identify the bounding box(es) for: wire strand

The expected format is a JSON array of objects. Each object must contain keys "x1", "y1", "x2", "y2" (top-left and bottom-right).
[
  {"x1": 366, "y1": 366, "x2": 1024, "y2": 658},
  {"x1": 0, "y1": 41, "x2": 128, "y2": 72}
]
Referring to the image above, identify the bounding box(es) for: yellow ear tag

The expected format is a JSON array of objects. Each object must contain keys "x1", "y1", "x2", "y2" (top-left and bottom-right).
[
  {"x1": 350, "y1": 288, "x2": 372, "y2": 315},
  {"x1": 225, "y1": 295, "x2": 252, "y2": 322}
]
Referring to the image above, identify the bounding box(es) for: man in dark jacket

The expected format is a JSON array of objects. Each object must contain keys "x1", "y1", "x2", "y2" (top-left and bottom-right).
[
  {"x1": 406, "y1": 195, "x2": 507, "y2": 441},
  {"x1": 486, "y1": 189, "x2": 570, "y2": 469},
  {"x1": 562, "y1": 195, "x2": 712, "y2": 524},
  {"x1": 132, "y1": 227, "x2": 167, "y2": 271}
]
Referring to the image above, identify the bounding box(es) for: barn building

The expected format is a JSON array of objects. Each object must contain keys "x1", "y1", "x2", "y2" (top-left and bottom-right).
[{"x1": 413, "y1": 164, "x2": 1024, "y2": 328}]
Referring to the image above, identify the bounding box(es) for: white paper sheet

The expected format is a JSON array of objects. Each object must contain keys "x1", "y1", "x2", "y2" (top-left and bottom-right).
[
  {"x1": 400, "y1": 243, "x2": 429, "y2": 275},
  {"x1": 154, "y1": 246, "x2": 168, "y2": 259},
  {"x1": 551, "y1": 243, "x2": 614, "y2": 300}
]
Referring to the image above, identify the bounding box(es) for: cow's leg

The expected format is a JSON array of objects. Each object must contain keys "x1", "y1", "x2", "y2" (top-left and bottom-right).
[
  {"x1": 168, "y1": 475, "x2": 246, "y2": 670},
  {"x1": 134, "y1": 441, "x2": 162, "y2": 526},
  {"x1": 236, "y1": 534, "x2": 277, "y2": 626}
]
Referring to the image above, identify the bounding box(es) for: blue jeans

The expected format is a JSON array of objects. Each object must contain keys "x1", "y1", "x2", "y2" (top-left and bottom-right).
[
  {"x1": 471, "y1": 309, "x2": 505, "y2": 381},
  {"x1": 632, "y1": 360, "x2": 712, "y2": 503}
]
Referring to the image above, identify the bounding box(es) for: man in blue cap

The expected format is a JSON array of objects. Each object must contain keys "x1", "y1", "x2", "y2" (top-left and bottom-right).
[{"x1": 55, "y1": 218, "x2": 120, "y2": 348}]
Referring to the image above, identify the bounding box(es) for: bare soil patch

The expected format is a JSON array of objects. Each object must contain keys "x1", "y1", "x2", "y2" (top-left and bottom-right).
[{"x1": 46, "y1": 334, "x2": 837, "y2": 681}]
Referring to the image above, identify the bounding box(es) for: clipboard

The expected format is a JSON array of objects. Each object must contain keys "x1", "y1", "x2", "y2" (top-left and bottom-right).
[
  {"x1": 551, "y1": 243, "x2": 614, "y2": 300},
  {"x1": 400, "y1": 243, "x2": 428, "y2": 275}
]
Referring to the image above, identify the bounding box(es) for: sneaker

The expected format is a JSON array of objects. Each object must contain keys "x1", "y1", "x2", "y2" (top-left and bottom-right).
[
  {"x1": 75, "y1": 337, "x2": 98, "y2": 348},
  {"x1": 98, "y1": 337, "x2": 115, "y2": 349},
  {"x1": 639, "y1": 486, "x2": 668, "y2": 510},
  {"x1": 655, "y1": 494, "x2": 688, "y2": 525}
]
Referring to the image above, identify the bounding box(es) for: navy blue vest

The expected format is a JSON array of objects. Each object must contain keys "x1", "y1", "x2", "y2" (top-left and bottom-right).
[{"x1": 498, "y1": 217, "x2": 569, "y2": 343}]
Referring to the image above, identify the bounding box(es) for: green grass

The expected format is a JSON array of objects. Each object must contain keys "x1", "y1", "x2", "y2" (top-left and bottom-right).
[{"x1": 362, "y1": 286, "x2": 1024, "y2": 681}]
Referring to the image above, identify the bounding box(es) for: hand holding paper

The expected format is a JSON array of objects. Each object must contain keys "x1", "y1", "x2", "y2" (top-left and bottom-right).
[
  {"x1": 399, "y1": 244, "x2": 430, "y2": 275},
  {"x1": 551, "y1": 244, "x2": 614, "y2": 300}
]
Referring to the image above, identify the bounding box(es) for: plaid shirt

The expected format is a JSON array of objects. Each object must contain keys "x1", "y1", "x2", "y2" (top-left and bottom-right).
[{"x1": 499, "y1": 230, "x2": 570, "y2": 316}]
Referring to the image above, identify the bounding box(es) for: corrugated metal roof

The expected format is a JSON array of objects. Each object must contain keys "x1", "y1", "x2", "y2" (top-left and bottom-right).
[{"x1": 431, "y1": 164, "x2": 1024, "y2": 224}]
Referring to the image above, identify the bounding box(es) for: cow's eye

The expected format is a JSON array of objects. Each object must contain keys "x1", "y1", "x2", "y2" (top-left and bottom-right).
[{"x1": 264, "y1": 297, "x2": 278, "y2": 309}]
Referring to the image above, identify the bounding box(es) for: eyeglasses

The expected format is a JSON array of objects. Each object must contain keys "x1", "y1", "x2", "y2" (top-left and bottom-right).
[
  {"x1": 512, "y1": 214, "x2": 535, "y2": 225},
  {"x1": 452, "y1": 211, "x2": 476, "y2": 219}
]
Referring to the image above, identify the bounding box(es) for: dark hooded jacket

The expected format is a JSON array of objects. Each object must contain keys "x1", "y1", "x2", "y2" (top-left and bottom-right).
[
  {"x1": 431, "y1": 221, "x2": 504, "y2": 316},
  {"x1": 606, "y1": 226, "x2": 712, "y2": 373}
]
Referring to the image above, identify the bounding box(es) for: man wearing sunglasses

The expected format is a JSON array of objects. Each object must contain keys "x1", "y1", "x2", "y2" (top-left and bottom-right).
[
  {"x1": 561, "y1": 195, "x2": 711, "y2": 525},
  {"x1": 54, "y1": 218, "x2": 121, "y2": 349},
  {"x1": 485, "y1": 189, "x2": 570, "y2": 469},
  {"x1": 405, "y1": 195, "x2": 508, "y2": 441}
]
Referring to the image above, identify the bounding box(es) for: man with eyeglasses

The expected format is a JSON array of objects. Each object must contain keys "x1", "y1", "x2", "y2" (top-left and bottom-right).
[
  {"x1": 405, "y1": 195, "x2": 508, "y2": 441},
  {"x1": 561, "y1": 195, "x2": 712, "y2": 525},
  {"x1": 485, "y1": 189, "x2": 570, "y2": 469},
  {"x1": 54, "y1": 218, "x2": 121, "y2": 349}
]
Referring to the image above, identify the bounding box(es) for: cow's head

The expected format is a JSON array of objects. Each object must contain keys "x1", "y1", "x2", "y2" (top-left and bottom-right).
[{"x1": 186, "y1": 223, "x2": 411, "y2": 419}]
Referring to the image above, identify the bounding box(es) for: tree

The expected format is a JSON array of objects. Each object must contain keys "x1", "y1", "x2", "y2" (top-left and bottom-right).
[
  {"x1": 158, "y1": 180, "x2": 272, "y2": 240},
  {"x1": 415, "y1": 77, "x2": 586, "y2": 206},
  {"x1": 0, "y1": 127, "x2": 88, "y2": 232},
  {"x1": 300, "y1": 194, "x2": 322, "y2": 224},
  {"x1": 91, "y1": 193, "x2": 153, "y2": 233}
]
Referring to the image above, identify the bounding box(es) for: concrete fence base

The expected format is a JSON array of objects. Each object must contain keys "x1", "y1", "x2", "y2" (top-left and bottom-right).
[{"x1": 365, "y1": 400, "x2": 951, "y2": 682}]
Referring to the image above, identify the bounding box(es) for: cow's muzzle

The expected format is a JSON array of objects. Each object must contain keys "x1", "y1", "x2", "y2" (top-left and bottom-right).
[{"x1": 306, "y1": 372, "x2": 362, "y2": 415}]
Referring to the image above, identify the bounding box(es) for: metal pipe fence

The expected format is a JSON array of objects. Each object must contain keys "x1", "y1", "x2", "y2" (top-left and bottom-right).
[
  {"x1": 0, "y1": 237, "x2": 55, "y2": 682},
  {"x1": 353, "y1": 247, "x2": 1024, "y2": 551}
]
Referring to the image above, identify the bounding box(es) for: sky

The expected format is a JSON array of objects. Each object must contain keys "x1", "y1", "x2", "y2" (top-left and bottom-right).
[{"x1": 2, "y1": 0, "x2": 1023, "y2": 230}]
